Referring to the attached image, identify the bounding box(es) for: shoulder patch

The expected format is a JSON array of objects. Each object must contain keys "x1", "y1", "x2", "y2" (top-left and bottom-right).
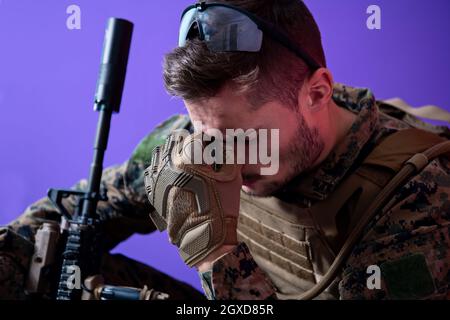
[
  {"x1": 130, "y1": 114, "x2": 191, "y2": 168},
  {"x1": 381, "y1": 253, "x2": 436, "y2": 299}
]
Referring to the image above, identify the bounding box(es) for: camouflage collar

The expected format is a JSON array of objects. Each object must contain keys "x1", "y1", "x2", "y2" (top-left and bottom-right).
[{"x1": 277, "y1": 83, "x2": 380, "y2": 204}]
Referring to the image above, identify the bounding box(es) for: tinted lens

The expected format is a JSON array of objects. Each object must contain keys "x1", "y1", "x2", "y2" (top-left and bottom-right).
[
  {"x1": 178, "y1": 4, "x2": 320, "y2": 70},
  {"x1": 179, "y1": 7, "x2": 198, "y2": 47},
  {"x1": 198, "y1": 6, "x2": 263, "y2": 52}
]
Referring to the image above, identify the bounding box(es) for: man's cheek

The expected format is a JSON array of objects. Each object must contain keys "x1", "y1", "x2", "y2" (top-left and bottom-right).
[
  {"x1": 259, "y1": 129, "x2": 280, "y2": 176},
  {"x1": 241, "y1": 163, "x2": 262, "y2": 177}
]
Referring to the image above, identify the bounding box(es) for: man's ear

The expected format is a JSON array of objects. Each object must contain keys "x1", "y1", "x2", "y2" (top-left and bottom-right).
[{"x1": 299, "y1": 68, "x2": 334, "y2": 112}]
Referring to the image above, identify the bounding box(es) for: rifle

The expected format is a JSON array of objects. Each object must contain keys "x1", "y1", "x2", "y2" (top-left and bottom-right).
[{"x1": 25, "y1": 17, "x2": 167, "y2": 300}]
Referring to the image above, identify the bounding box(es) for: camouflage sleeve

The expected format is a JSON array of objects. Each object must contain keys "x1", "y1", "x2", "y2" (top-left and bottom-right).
[
  {"x1": 7, "y1": 114, "x2": 191, "y2": 249},
  {"x1": 0, "y1": 114, "x2": 191, "y2": 299},
  {"x1": 0, "y1": 228, "x2": 34, "y2": 299},
  {"x1": 8, "y1": 162, "x2": 155, "y2": 251},
  {"x1": 339, "y1": 156, "x2": 450, "y2": 300},
  {"x1": 0, "y1": 158, "x2": 153, "y2": 300},
  {"x1": 199, "y1": 242, "x2": 278, "y2": 300}
]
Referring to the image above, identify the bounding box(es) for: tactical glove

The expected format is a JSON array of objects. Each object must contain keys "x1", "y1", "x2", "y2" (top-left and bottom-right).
[{"x1": 144, "y1": 132, "x2": 241, "y2": 267}]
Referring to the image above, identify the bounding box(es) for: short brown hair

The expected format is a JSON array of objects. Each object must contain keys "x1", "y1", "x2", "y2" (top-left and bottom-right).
[{"x1": 163, "y1": 0, "x2": 326, "y2": 108}]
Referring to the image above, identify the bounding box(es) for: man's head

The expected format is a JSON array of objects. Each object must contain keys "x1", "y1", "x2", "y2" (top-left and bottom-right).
[{"x1": 164, "y1": 0, "x2": 336, "y2": 196}]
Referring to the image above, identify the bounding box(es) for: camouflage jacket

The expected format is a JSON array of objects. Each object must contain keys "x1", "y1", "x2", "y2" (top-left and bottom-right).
[
  {"x1": 200, "y1": 84, "x2": 450, "y2": 300},
  {"x1": 2, "y1": 84, "x2": 450, "y2": 300}
]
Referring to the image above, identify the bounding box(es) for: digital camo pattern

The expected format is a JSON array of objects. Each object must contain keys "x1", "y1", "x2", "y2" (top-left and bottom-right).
[
  {"x1": 0, "y1": 227, "x2": 34, "y2": 299},
  {"x1": 204, "y1": 84, "x2": 450, "y2": 300},
  {"x1": 203, "y1": 242, "x2": 277, "y2": 300},
  {"x1": 1, "y1": 86, "x2": 449, "y2": 300},
  {"x1": 339, "y1": 156, "x2": 450, "y2": 299},
  {"x1": 0, "y1": 115, "x2": 202, "y2": 300}
]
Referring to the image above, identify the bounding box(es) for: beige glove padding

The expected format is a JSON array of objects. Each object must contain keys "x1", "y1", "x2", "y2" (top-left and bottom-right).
[{"x1": 144, "y1": 132, "x2": 242, "y2": 267}]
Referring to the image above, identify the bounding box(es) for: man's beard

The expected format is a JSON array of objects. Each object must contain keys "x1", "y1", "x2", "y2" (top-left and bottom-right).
[{"x1": 243, "y1": 113, "x2": 324, "y2": 197}]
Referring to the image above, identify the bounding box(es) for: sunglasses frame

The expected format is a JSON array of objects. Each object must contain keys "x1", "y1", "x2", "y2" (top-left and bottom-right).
[{"x1": 180, "y1": 2, "x2": 322, "y2": 71}]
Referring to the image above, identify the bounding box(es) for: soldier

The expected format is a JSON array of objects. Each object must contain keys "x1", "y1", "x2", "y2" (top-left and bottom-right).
[{"x1": 2, "y1": 0, "x2": 450, "y2": 300}]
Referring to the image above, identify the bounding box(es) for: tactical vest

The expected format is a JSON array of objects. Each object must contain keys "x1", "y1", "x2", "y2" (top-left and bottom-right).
[{"x1": 236, "y1": 100, "x2": 450, "y2": 300}]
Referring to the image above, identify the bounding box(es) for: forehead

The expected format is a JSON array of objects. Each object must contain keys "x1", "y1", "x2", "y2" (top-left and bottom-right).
[
  {"x1": 185, "y1": 87, "x2": 259, "y2": 131},
  {"x1": 184, "y1": 84, "x2": 299, "y2": 134}
]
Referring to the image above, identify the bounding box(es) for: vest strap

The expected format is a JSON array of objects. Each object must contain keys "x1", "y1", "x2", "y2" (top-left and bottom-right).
[{"x1": 278, "y1": 137, "x2": 450, "y2": 300}]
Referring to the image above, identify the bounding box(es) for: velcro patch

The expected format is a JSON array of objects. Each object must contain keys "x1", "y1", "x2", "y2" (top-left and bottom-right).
[{"x1": 381, "y1": 253, "x2": 435, "y2": 300}]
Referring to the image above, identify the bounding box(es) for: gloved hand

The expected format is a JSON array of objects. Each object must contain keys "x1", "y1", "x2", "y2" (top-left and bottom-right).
[{"x1": 144, "y1": 132, "x2": 242, "y2": 267}]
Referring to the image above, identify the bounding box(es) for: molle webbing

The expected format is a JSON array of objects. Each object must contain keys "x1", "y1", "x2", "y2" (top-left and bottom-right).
[
  {"x1": 237, "y1": 207, "x2": 315, "y2": 282},
  {"x1": 237, "y1": 128, "x2": 448, "y2": 299},
  {"x1": 237, "y1": 193, "x2": 338, "y2": 299}
]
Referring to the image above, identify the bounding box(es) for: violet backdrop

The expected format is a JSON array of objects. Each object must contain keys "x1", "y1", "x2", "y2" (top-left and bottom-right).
[{"x1": 0, "y1": 0, "x2": 449, "y2": 291}]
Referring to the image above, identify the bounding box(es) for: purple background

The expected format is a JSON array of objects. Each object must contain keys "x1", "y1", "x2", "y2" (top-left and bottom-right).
[{"x1": 0, "y1": 0, "x2": 449, "y2": 292}]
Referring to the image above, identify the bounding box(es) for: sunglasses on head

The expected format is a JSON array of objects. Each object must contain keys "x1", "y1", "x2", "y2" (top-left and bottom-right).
[{"x1": 178, "y1": 1, "x2": 322, "y2": 71}]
